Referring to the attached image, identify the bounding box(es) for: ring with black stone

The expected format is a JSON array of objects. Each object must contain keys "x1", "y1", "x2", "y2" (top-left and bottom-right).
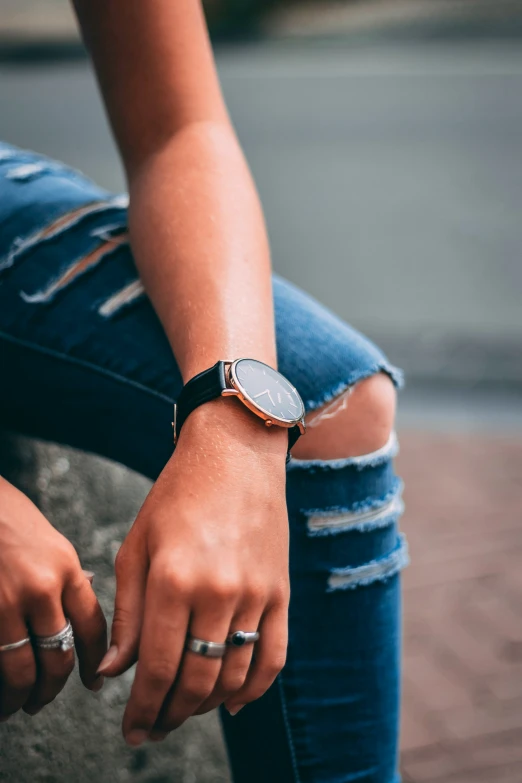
[{"x1": 226, "y1": 631, "x2": 260, "y2": 647}]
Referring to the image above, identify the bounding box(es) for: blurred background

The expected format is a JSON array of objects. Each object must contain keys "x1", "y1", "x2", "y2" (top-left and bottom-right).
[{"x1": 0, "y1": 1, "x2": 521, "y2": 782}]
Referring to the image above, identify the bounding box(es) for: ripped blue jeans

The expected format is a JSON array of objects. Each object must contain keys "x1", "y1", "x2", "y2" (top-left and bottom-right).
[{"x1": 0, "y1": 143, "x2": 408, "y2": 783}]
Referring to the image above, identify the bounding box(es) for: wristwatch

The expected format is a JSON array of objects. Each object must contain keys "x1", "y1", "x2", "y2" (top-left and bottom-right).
[{"x1": 173, "y1": 359, "x2": 306, "y2": 457}]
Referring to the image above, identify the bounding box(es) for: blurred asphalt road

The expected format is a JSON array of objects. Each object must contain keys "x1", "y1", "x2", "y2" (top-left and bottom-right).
[{"x1": 1, "y1": 38, "x2": 521, "y2": 398}]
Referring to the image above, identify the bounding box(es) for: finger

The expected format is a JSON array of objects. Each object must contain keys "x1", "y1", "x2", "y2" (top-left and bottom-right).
[
  {"x1": 97, "y1": 536, "x2": 147, "y2": 677},
  {"x1": 24, "y1": 600, "x2": 74, "y2": 716},
  {"x1": 224, "y1": 604, "x2": 288, "y2": 715},
  {"x1": 152, "y1": 592, "x2": 235, "y2": 736},
  {"x1": 63, "y1": 572, "x2": 107, "y2": 690},
  {"x1": 0, "y1": 613, "x2": 36, "y2": 719},
  {"x1": 194, "y1": 602, "x2": 263, "y2": 716},
  {"x1": 122, "y1": 564, "x2": 190, "y2": 746}
]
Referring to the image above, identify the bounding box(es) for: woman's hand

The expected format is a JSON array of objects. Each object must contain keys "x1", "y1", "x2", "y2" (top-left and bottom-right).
[
  {"x1": 0, "y1": 478, "x2": 107, "y2": 720},
  {"x1": 98, "y1": 398, "x2": 290, "y2": 745}
]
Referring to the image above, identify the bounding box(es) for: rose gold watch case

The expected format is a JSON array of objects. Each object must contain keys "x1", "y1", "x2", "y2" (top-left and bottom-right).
[{"x1": 222, "y1": 359, "x2": 306, "y2": 434}]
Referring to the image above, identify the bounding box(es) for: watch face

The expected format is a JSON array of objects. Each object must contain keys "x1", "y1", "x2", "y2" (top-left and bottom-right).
[{"x1": 232, "y1": 359, "x2": 305, "y2": 423}]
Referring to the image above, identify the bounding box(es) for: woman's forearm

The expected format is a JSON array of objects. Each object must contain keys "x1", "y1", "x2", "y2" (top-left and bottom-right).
[
  {"x1": 128, "y1": 122, "x2": 276, "y2": 383},
  {"x1": 73, "y1": 0, "x2": 276, "y2": 383}
]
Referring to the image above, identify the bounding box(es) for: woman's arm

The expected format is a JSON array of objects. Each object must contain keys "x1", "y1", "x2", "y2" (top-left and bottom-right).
[
  {"x1": 72, "y1": 0, "x2": 291, "y2": 744},
  {"x1": 73, "y1": 0, "x2": 278, "y2": 383}
]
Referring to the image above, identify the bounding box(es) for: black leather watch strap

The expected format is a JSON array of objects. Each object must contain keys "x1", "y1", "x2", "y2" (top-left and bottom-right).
[
  {"x1": 174, "y1": 360, "x2": 226, "y2": 440},
  {"x1": 287, "y1": 425, "x2": 301, "y2": 452}
]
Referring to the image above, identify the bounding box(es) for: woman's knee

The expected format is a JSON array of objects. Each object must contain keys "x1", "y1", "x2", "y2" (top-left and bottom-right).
[{"x1": 291, "y1": 372, "x2": 396, "y2": 461}]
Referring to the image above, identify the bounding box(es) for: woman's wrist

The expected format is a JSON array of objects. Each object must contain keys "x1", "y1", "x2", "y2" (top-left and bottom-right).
[{"x1": 177, "y1": 395, "x2": 289, "y2": 459}]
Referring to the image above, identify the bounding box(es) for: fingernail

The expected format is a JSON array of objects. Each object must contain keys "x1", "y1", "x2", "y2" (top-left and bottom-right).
[
  {"x1": 83, "y1": 570, "x2": 95, "y2": 585},
  {"x1": 24, "y1": 707, "x2": 42, "y2": 717},
  {"x1": 125, "y1": 729, "x2": 149, "y2": 747},
  {"x1": 97, "y1": 645, "x2": 118, "y2": 674},
  {"x1": 149, "y1": 731, "x2": 168, "y2": 742},
  {"x1": 92, "y1": 675, "x2": 104, "y2": 692},
  {"x1": 226, "y1": 704, "x2": 245, "y2": 716}
]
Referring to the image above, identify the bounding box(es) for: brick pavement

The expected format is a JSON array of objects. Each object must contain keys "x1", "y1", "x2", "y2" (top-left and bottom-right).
[{"x1": 398, "y1": 432, "x2": 522, "y2": 783}]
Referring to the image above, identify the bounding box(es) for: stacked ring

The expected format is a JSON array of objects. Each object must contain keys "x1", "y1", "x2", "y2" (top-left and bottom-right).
[{"x1": 33, "y1": 620, "x2": 75, "y2": 652}]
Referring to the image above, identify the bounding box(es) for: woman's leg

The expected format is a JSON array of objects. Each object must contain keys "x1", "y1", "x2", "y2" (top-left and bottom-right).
[
  {"x1": 0, "y1": 142, "x2": 178, "y2": 477},
  {"x1": 0, "y1": 144, "x2": 406, "y2": 783},
  {"x1": 221, "y1": 276, "x2": 406, "y2": 783}
]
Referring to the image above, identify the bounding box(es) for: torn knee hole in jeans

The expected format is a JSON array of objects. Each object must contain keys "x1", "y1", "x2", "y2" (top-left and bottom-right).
[
  {"x1": 292, "y1": 370, "x2": 397, "y2": 463},
  {"x1": 305, "y1": 385, "x2": 354, "y2": 428}
]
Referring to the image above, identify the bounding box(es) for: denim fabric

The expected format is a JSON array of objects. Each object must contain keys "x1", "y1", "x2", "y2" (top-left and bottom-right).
[{"x1": 0, "y1": 143, "x2": 407, "y2": 783}]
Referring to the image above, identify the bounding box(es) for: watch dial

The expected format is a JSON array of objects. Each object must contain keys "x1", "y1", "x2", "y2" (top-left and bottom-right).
[{"x1": 233, "y1": 359, "x2": 304, "y2": 423}]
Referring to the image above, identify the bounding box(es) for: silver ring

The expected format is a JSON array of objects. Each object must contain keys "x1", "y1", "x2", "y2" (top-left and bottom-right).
[
  {"x1": 34, "y1": 620, "x2": 75, "y2": 652},
  {"x1": 0, "y1": 637, "x2": 31, "y2": 653},
  {"x1": 226, "y1": 631, "x2": 260, "y2": 647},
  {"x1": 185, "y1": 636, "x2": 227, "y2": 658}
]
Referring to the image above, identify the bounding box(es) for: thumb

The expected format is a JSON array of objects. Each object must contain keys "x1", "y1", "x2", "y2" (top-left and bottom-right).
[{"x1": 98, "y1": 541, "x2": 147, "y2": 677}]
